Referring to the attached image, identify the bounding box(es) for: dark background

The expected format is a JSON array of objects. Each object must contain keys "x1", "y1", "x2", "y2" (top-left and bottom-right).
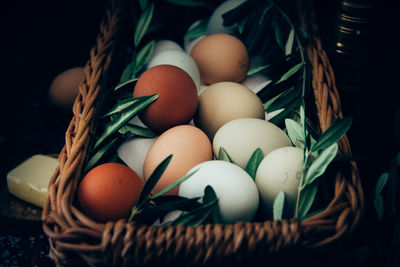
[{"x1": 0, "y1": 0, "x2": 399, "y2": 266}]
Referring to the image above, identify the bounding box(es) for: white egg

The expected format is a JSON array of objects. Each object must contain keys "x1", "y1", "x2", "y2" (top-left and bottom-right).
[
  {"x1": 117, "y1": 137, "x2": 157, "y2": 179},
  {"x1": 147, "y1": 50, "x2": 201, "y2": 90},
  {"x1": 148, "y1": 40, "x2": 183, "y2": 63},
  {"x1": 213, "y1": 118, "x2": 292, "y2": 168},
  {"x1": 207, "y1": 0, "x2": 246, "y2": 34},
  {"x1": 241, "y1": 73, "x2": 271, "y2": 94},
  {"x1": 255, "y1": 146, "x2": 303, "y2": 218},
  {"x1": 179, "y1": 160, "x2": 259, "y2": 224}
]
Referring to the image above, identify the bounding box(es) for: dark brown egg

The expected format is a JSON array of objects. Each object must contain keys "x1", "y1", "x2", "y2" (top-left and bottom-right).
[{"x1": 49, "y1": 67, "x2": 84, "y2": 109}]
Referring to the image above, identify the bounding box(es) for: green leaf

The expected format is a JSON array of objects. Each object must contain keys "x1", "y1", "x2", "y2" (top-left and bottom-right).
[
  {"x1": 217, "y1": 147, "x2": 232, "y2": 162},
  {"x1": 375, "y1": 172, "x2": 389, "y2": 195},
  {"x1": 139, "y1": 0, "x2": 147, "y2": 10},
  {"x1": 245, "y1": 148, "x2": 264, "y2": 180},
  {"x1": 311, "y1": 117, "x2": 352, "y2": 152},
  {"x1": 285, "y1": 28, "x2": 295, "y2": 56},
  {"x1": 268, "y1": 96, "x2": 302, "y2": 125},
  {"x1": 273, "y1": 191, "x2": 285, "y2": 220},
  {"x1": 163, "y1": 0, "x2": 209, "y2": 6},
  {"x1": 84, "y1": 135, "x2": 121, "y2": 173},
  {"x1": 238, "y1": 16, "x2": 248, "y2": 34},
  {"x1": 120, "y1": 61, "x2": 136, "y2": 83},
  {"x1": 222, "y1": 1, "x2": 251, "y2": 27},
  {"x1": 247, "y1": 64, "x2": 271, "y2": 76},
  {"x1": 184, "y1": 20, "x2": 207, "y2": 41},
  {"x1": 151, "y1": 169, "x2": 198, "y2": 199},
  {"x1": 134, "y1": 3, "x2": 154, "y2": 46},
  {"x1": 259, "y1": 3, "x2": 273, "y2": 25},
  {"x1": 119, "y1": 123, "x2": 156, "y2": 138},
  {"x1": 264, "y1": 87, "x2": 301, "y2": 113},
  {"x1": 135, "y1": 40, "x2": 155, "y2": 75},
  {"x1": 274, "y1": 62, "x2": 304, "y2": 85},
  {"x1": 171, "y1": 206, "x2": 215, "y2": 226},
  {"x1": 102, "y1": 95, "x2": 150, "y2": 118},
  {"x1": 374, "y1": 195, "x2": 384, "y2": 220},
  {"x1": 114, "y1": 78, "x2": 138, "y2": 91},
  {"x1": 298, "y1": 182, "x2": 319, "y2": 218},
  {"x1": 136, "y1": 155, "x2": 172, "y2": 207},
  {"x1": 94, "y1": 94, "x2": 158, "y2": 150},
  {"x1": 285, "y1": 118, "x2": 305, "y2": 146},
  {"x1": 300, "y1": 207, "x2": 324, "y2": 220},
  {"x1": 273, "y1": 15, "x2": 284, "y2": 50},
  {"x1": 304, "y1": 143, "x2": 338, "y2": 187},
  {"x1": 203, "y1": 185, "x2": 220, "y2": 224}
]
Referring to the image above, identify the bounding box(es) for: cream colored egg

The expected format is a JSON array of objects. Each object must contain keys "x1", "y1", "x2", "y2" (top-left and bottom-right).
[
  {"x1": 207, "y1": 0, "x2": 246, "y2": 34},
  {"x1": 179, "y1": 160, "x2": 259, "y2": 224},
  {"x1": 255, "y1": 146, "x2": 303, "y2": 219},
  {"x1": 147, "y1": 50, "x2": 201, "y2": 90},
  {"x1": 213, "y1": 118, "x2": 291, "y2": 168},
  {"x1": 194, "y1": 82, "x2": 264, "y2": 140}
]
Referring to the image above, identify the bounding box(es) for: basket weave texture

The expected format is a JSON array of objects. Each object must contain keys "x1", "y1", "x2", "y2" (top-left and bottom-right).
[{"x1": 42, "y1": 0, "x2": 364, "y2": 266}]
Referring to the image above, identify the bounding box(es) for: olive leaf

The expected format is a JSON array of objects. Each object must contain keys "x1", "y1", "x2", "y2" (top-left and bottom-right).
[
  {"x1": 218, "y1": 147, "x2": 232, "y2": 162},
  {"x1": 203, "y1": 185, "x2": 220, "y2": 224},
  {"x1": 222, "y1": 1, "x2": 252, "y2": 27},
  {"x1": 245, "y1": 148, "x2": 264, "y2": 180},
  {"x1": 139, "y1": 0, "x2": 147, "y2": 10},
  {"x1": 93, "y1": 94, "x2": 158, "y2": 150},
  {"x1": 303, "y1": 143, "x2": 338, "y2": 187},
  {"x1": 273, "y1": 191, "x2": 285, "y2": 220},
  {"x1": 102, "y1": 95, "x2": 150, "y2": 117},
  {"x1": 374, "y1": 172, "x2": 388, "y2": 220},
  {"x1": 247, "y1": 64, "x2": 271, "y2": 76},
  {"x1": 285, "y1": 28, "x2": 295, "y2": 56},
  {"x1": 264, "y1": 86, "x2": 301, "y2": 113},
  {"x1": 298, "y1": 181, "x2": 319, "y2": 218},
  {"x1": 311, "y1": 117, "x2": 352, "y2": 152},
  {"x1": 163, "y1": 0, "x2": 209, "y2": 6},
  {"x1": 268, "y1": 96, "x2": 302, "y2": 125},
  {"x1": 259, "y1": 3, "x2": 273, "y2": 25},
  {"x1": 135, "y1": 40, "x2": 155, "y2": 75},
  {"x1": 120, "y1": 61, "x2": 136, "y2": 83},
  {"x1": 134, "y1": 3, "x2": 154, "y2": 46},
  {"x1": 114, "y1": 78, "x2": 138, "y2": 91},
  {"x1": 184, "y1": 19, "x2": 207, "y2": 41},
  {"x1": 135, "y1": 154, "x2": 172, "y2": 209},
  {"x1": 273, "y1": 15, "x2": 284, "y2": 50},
  {"x1": 274, "y1": 62, "x2": 304, "y2": 85},
  {"x1": 150, "y1": 169, "x2": 198, "y2": 199},
  {"x1": 118, "y1": 123, "x2": 156, "y2": 138},
  {"x1": 285, "y1": 118, "x2": 305, "y2": 146},
  {"x1": 237, "y1": 16, "x2": 248, "y2": 34}
]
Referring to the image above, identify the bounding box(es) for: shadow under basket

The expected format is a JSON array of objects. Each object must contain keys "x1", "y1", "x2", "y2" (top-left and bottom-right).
[{"x1": 42, "y1": 0, "x2": 364, "y2": 266}]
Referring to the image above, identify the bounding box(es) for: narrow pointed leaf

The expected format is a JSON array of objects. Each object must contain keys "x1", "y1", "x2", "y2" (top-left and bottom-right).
[
  {"x1": 285, "y1": 118, "x2": 305, "y2": 146},
  {"x1": 298, "y1": 182, "x2": 319, "y2": 218},
  {"x1": 245, "y1": 148, "x2": 264, "y2": 179},
  {"x1": 285, "y1": 28, "x2": 295, "y2": 56},
  {"x1": 238, "y1": 16, "x2": 248, "y2": 34},
  {"x1": 139, "y1": 0, "x2": 147, "y2": 10},
  {"x1": 375, "y1": 172, "x2": 389, "y2": 195},
  {"x1": 135, "y1": 40, "x2": 155, "y2": 75},
  {"x1": 374, "y1": 195, "x2": 384, "y2": 220},
  {"x1": 203, "y1": 185, "x2": 220, "y2": 223},
  {"x1": 274, "y1": 62, "x2": 304, "y2": 85},
  {"x1": 151, "y1": 169, "x2": 198, "y2": 199},
  {"x1": 134, "y1": 3, "x2": 154, "y2": 46},
  {"x1": 259, "y1": 3, "x2": 273, "y2": 25},
  {"x1": 120, "y1": 61, "x2": 136, "y2": 83},
  {"x1": 273, "y1": 191, "x2": 285, "y2": 220},
  {"x1": 84, "y1": 135, "x2": 121, "y2": 173},
  {"x1": 114, "y1": 78, "x2": 138, "y2": 91},
  {"x1": 218, "y1": 147, "x2": 232, "y2": 162},
  {"x1": 102, "y1": 95, "x2": 149, "y2": 118},
  {"x1": 304, "y1": 143, "x2": 338, "y2": 186},
  {"x1": 311, "y1": 117, "x2": 352, "y2": 152},
  {"x1": 136, "y1": 155, "x2": 172, "y2": 207},
  {"x1": 184, "y1": 19, "x2": 207, "y2": 41},
  {"x1": 119, "y1": 123, "x2": 156, "y2": 138},
  {"x1": 171, "y1": 198, "x2": 218, "y2": 226},
  {"x1": 247, "y1": 64, "x2": 271, "y2": 76},
  {"x1": 164, "y1": 0, "x2": 209, "y2": 6}
]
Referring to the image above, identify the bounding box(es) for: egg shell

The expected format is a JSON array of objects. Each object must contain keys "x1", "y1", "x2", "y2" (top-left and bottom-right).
[
  {"x1": 117, "y1": 136, "x2": 157, "y2": 179},
  {"x1": 213, "y1": 118, "x2": 292, "y2": 168},
  {"x1": 190, "y1": 34, "x2": 249, "y2": 84},
  {"x1": 179, "y1": 160, "x2": 259, "y2": 224},
  {"x1": 77, "y1": 163, "x2": 144, "y2": 222},
  {"x1": 194, "y1": 82, "x2": 265, "y2": 140},
  {"x1": 241, "y1": 73, "x2": 271, "y2": 94},
  {"x1": 49, "y1": 67, "x2": 84, "y2": 109},
  {"x1": 255, "y1": 147, "x2": 303, "y2": 218},
  {"x1": 207, "y1": 0, "x2": 246, "y2": 34},
  {"x1": 148, "y1": 40, "x2": 183, "y2": 63},
  {"x1": 133, "y1": 65, "x2": 198, "y2": 134},
  {"x1": 147, "y1": 50, "x2": 201, "y2": 90},
  {"x1": 143, "y1": 125, "x2": 213, "y2": 195}
]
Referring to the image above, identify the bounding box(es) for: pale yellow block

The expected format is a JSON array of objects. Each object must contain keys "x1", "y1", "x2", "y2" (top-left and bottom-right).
[{"x1": 7, "y1": 154, "x2": 58, "y2": 208}]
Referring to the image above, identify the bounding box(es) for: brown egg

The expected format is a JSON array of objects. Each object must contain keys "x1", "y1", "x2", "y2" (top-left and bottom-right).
[
  {"x1": 77, "y1": 163, "x2": 144, "y2": 222},
  {"x1": 49, "y1": 67, "x2": 84, "y2": 109},
  {"x1": 133, "y1": 65, "x2": 198, "y2": 134},
  {"x1": 143, "y1": 125, "x2": 213, "y2": 195},
  {"x1": 190, "y1": 34, "x2": 249, "y2": 84}
]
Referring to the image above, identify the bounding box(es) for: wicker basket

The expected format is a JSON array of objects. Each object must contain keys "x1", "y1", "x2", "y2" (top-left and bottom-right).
[{"x1": 42, "y1": 0, "x2": 364, "y2": 266}]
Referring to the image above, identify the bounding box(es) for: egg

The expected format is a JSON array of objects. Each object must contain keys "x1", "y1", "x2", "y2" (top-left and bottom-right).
[
  {"x1": 49, "y1": 67, "x2": 84, "y2": 109},
  {"x1": 207, "y1": 0, "x2": 246, "y2": 34},
  {"x1": 133, "y1": 65, "x2": 198, "y2": 133},
  {"x1": 190, "y1": 34, "x2": 249, "y2": 84},
  {"x1": 147, "y1": 50, "x2": 201, "y2": 90},
  {"x1": 143, "y1": 125, "x2": 213, "y2": 195},
  {"x1": 241, "y1": 73, "x2": 271, "y2": 94},
  {"x1": 179, "y1": 160, "x2": 259, "y2": 224},
  {"x1": 117, "y1": 137, "x2": 157, "y2": 179},
  {"x1": 148, "y1": 40, "x2": 183, "y2": 62},
  {"x1": 255, "y1": 147, "x2": 303, "y2": 218},
  {"x1": 77, "y1": 163, "x2": 144, "y2": 222},
  {"x1": 194, "y1": 82, "x2": 265, "y2": 139},
  {"x1": 213, "y1": 118, "x2": 292, "y2": 168}
]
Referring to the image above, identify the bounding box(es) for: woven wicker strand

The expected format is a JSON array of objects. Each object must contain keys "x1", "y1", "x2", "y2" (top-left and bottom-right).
[{"x1": 42, "y1": 0, "x2": 364, "y2": 266}]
